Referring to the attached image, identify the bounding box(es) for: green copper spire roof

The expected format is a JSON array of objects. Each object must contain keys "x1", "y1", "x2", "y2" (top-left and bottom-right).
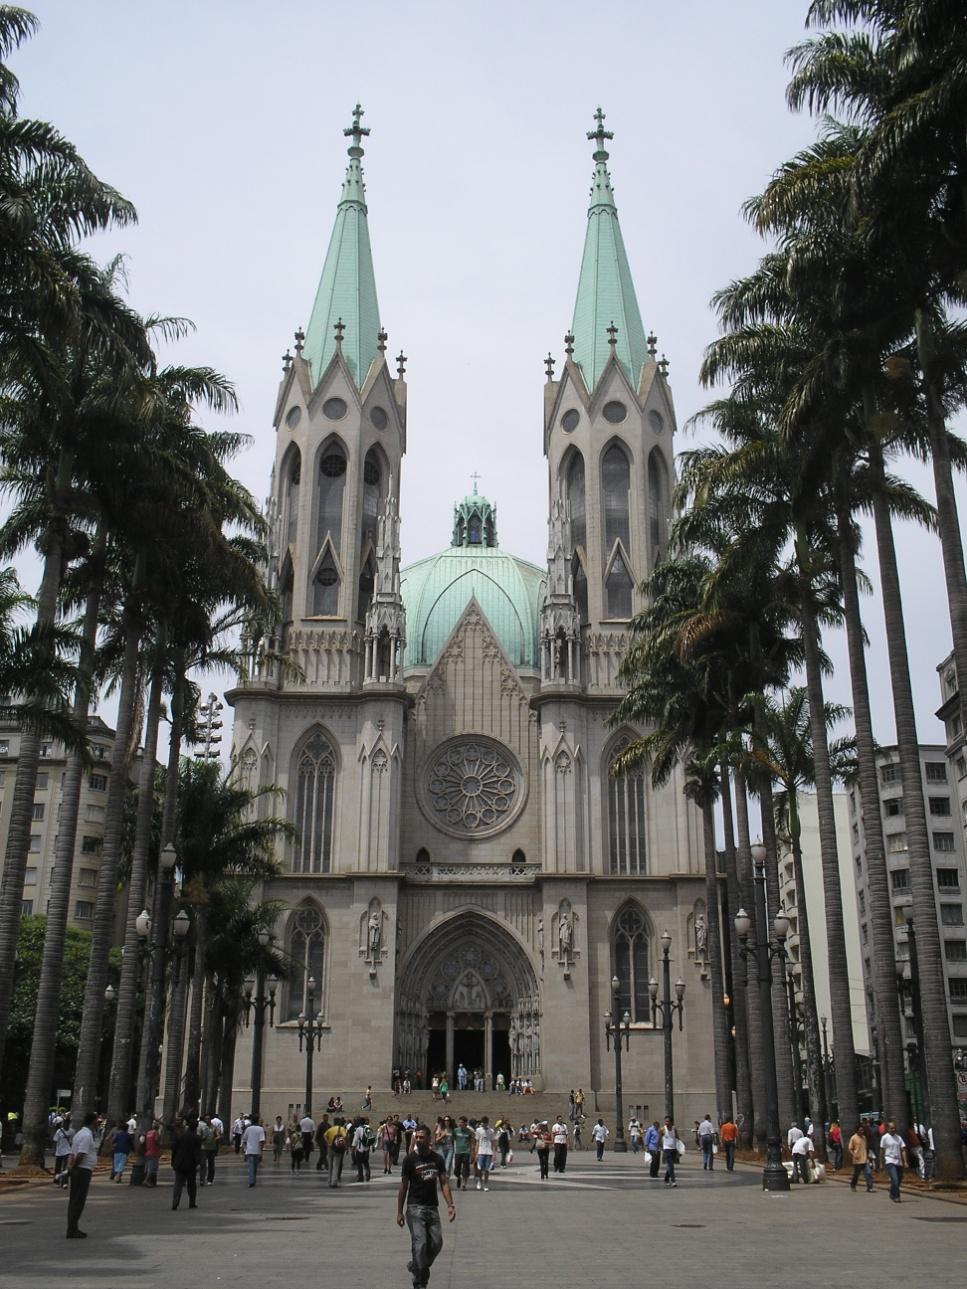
[
  {"x1": 303, "y1": 105, "x2": 382, "y2": 390},
  {"x1": 570, "y1": 109, "x2": 648, "y2": 392}
]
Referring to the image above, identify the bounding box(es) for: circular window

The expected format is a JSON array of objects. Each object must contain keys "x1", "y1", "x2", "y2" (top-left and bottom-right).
[
  {"x1": 285, "y1": 406, "x2": 302, "y2": 429},
  {"x1": 323, "y1": 397, "x2": 347, "y2": 420},
  {"x1": 317, "y1": 567, "x2": 338, "y2": 587},
  {"x1": 649, "y1": 410, "x2": 664, "y2": 434},
  {"x1": 370, "y1": 405, "x2": 388, "y2": 430},
  {"x1": 603, "y1": 401, "x2": 627, "y2": 424},
  {"x1": 418, "y1": 736, "x2": 526, "y2": 839},
  {"x1": 561, "y1": 408, "x2": 580, "y2": 433},
  {"x1": 320, "y1": 453, "x2": 346, "y2": 478}
]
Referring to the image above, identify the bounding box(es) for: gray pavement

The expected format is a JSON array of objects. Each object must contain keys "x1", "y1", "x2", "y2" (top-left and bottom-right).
[{"x1": 1, "y1": 1150, "x2": 965, "y2": 1289}]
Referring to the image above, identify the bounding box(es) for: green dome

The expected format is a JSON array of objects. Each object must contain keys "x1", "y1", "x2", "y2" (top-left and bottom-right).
[{"x1": 401, "y1": 545, "x2": 545, "y2": 669}]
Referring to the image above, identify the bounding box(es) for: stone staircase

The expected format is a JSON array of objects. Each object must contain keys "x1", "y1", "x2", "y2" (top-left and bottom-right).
[{"x1": 327, "y1": 1090, "x2": 581, "y2": 1126}]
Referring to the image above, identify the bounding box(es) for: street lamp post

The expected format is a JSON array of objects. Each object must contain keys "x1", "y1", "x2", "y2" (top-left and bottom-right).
[
  {"x1": 786, "y1": 969, "x2": 805, "y2": 1126},
  {"x1": 649, "y1": 929, "x2": 685, "y2": 1123},
  {"x1": 243, "y1": 929, "x2": 277, "y2": 1122},
  {"x1": 608, "y1": 974, "x2": 631, "y2": 1160},
  {"x1": 734, "y1": 842, "x2": 791, "y2": 1192},
  {"x1": 297, "y1": 977, "x2": 325, "y2": 1117}
]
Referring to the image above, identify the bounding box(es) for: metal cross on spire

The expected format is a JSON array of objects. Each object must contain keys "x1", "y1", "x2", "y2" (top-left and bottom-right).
[
  {"x1": 344, "y1": 102, "x2": 370, "y2": 156},
  {"x1": 587, "y1": 105, "x2": 614, "y2": 159},
  {"x1": 470, "y1": 471, "x2": 481, "y2": 494}
]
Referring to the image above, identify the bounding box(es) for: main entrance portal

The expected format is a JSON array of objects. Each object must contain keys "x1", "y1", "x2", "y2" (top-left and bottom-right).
[{"x1": 396, "y1": 912, "x2": 540, "y2": 1088}]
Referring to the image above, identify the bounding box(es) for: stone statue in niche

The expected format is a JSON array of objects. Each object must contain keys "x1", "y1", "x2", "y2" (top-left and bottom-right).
[
  {"x1": 695, "y1": 913, "x2": 707, "y2": 958},
  {"x1": 368, "y1": 909, "x2": 383, "y2": 958},
  {"x1": 452, "y1": 971, "x2": 486, "y2": 1011},
  {"x1": 559, "y1": 912, "x2": 572, "y2": 956},
  {"x1": 537, "y1": 917, "x2": 544, "y2": 971}
]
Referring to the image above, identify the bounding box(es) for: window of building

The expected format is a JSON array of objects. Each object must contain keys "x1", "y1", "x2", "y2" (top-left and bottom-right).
[
  {"x1": 602, "y1": 443, "x2": 631, "y2": 554},
  {"x1": 886, "y1": 833, "x2": 907, "y2": 853},
  {"x1": 0, "y1": 740, "x2": 9, "y2": 755},
  {"x1": 890, "y1": 869, "x2": 910, "y2": 891},
  {"x1": 317, "y1": 443, "x2": 346, "y2": 553},
  {"x1": 40, "y1": 741, "x2": 52, "y2": 758},
  {"x1": 884, "y1": 798, "x2": 903, "y2": 817},
  {"x1": 608, "y1": 745, "x2": 647, "y2": 875},
  {"x1": 858, "y1": 890, "x2": 866, "y2": 915},
  {"x1": 287, "y1": 904, "x2": 326, "y2": 1020},
  {"x1": 953, "y1": 714, "x2": 965, "y2": 738},
  {"x1": 29, "y1": 834, "x2": 40, "y2": 852},
  {"x1": 895, "y1": 906, "x2": 911, "y2": 926},
  {"x1": 861, "y1": 922, "x2": 868, "y2": 943},
  {"x1": 73, "y1": 901, "x2": 94, "y2": 920},
  {"x1": 77, "y1": 869, "x2": 97, "y2": 888},
  {"x1": 605, "y1": 551, "x2": 633, "y2": 620},
  {"x1": 93, "y1": 745, "x2": 107, "y2": 760},
  {"x1": 613, "y1": 904, "x2": 650, "y2": 1023},
  {"x1": 926, "y1": 761, "x2": 948, "y2": 783},
  {"x1": 357, "y1": 552, "x2": 376, "y2": 622},
  {"x1": 89, "y1": 773, "x2": 107, "y2": 791},
  {"x1": 293, "y1": 732, "x2": 336, "y2": 874},
  {"x1": 929, "y1": 797, "x2": 952, "y2": 816},
  {"x1": 312, "y1": 551, "x2": 340, "y2": 616},
  {"x1": 85, "y1": 804, "x2": 104, "y2": 823},
  {"x1": 952, "y1": 1014, "x2": 967, "y2": 1038},
  {"x1": 21, "y1": 899, "x2": 32, "y2": 915},
  {"x1": 361, "y1": 448, "x2": 384, "y2": 550},
  {"x1": 31, "y1": 802, "x2": 44, "y2": 821},
  {"x1": 646, "y1": 448, "x2": 669, "y2": 560},
  {"x1": 945, "y1": 940, "x2": 967, "y2": 961},
  {"x1": 940, "y1": 904, "x2": 965, "y2": 926},
  {"x1": 880, "y1": 763, "x2": 897, "y2": 784},
  {"x1": 933, "y1": 832, "x2": 956, "y2": 853},
  {"x1": 80, "y1": 836, "x2": 100, "y2": 855},
  {"x1": 36, "y1": 772, "x2": 48, "y2": 789},
  {"x1": 852, "y1": 822, "x2": 859, "y2": 841},
  {"x1": 949, "y1": 979, "x2": 967, "y2": 1001},
  {"x1": 24, "y1": 867, "x2": 37, "y2": 885},
  {"x1": 937, "y1": 867, "x2": 961, "y2": 889},
  {"x1": 284, "y1": 446, "x2": 301, "y2": 548},
  {"x1": 565, "y1": 451, "x2": 586, "y2": 552}
]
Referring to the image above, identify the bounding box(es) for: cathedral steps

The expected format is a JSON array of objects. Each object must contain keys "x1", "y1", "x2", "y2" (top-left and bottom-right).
[{"x1": 339, "y1": 1091, "x2": 587, "y2": 1125}]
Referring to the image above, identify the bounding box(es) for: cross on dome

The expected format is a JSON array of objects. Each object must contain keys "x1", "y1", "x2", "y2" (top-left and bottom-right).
[
  {"x1": 587, "y1": 106, "x2": 614, "y2": 160},
  {"x1": 344, "y1": 102, "x2": 370, "y2": 157}
]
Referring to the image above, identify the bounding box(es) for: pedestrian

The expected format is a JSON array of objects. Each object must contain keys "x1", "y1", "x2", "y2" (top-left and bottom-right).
[
  {"x1": 231, "y1": 1114, "x2": 244, "y2": 1154},
  {"x1": 457, "y1": 1062, "x2": 468, "y2": 1092},
  {"x1": 661, "y1": 1117, "x2": 679, "y2": 1187},
  {"x1": 144, "y1": 1119, "x2": 161, "y2": 1187},
  {"x1": 495, "y1": 1072, "x2": 506, "y2": 1092},
  {"x1": 535, "y1": 1122, "x2": 551, "y2": 1179},
  {"x1": 397, "y1": 1123, "x2": 456, "y2": 1289},
  {"x1": 697, "y1": 1113, "x2": 715, "y2": 1170},
  {"x1": 272, "y1": 1115, "x2": 285, "y2": 1163},
  {"x1": 567, "y1": 1089, "x2": 576, "y2": 1122},
  {"x1": 299, "y1": 1109, "x2": 315, "y2": 1161},
  {"x1": 325, "y1": 1117, "x2": 348, "y2": 1188},
  {"x1": 65, "y1": 1111, "x2": 98, "y2": 1239},
  {"x1": 353, "y1": 1117, "x2": 375, "y2": 1181},
  {"x1": 644, "y1": 1120, "x2": 661, "y2": 1178},
  {"x1": 171, "y1": 1117, "x2": 202, "y2": 1210},
  {"x1": 439, "y1": 1076, "x2": 449, "y2": 1104},
  {"x1": 288, "y1": 1121, "x2": 304, "y2": 1171},
  {"x1": 474, "y1": 1115, "x2": 496, "y2": 1190},
  {"x1": 791, "y1": 1132, "x2": 814, "y2": 1184},
  {"x1": 718, "y1": 1116, "x2": 737, "y2": 1172},
  {"x1": 496, "y1": 1120, "x2": 511, "y2": 1167},
  {"x1": 53, "y1": 1116, "x2": 73, "y2": 1188},
  {"x1": 572, "y1": 1119, "x2": 583, "y2": 1151},
  {"x1": 434, "y1": 1116, "x2": 454, "y2": 1174},
  {"x1": 241, "y1": 1116, "x2": 266, "y2": 1187},
  {"x1": 551, "y1": 1115, "x2": 569, "y2": 1174},
  {"x1": 591, "y1": 1117, "x2": 609, "y2": 1160},
  {"x1": 431, "y1": 1074, "x2": 440, "y2": 1101},
  {"x1": 628, "y1": 1116, "x2": 642, "y2": 1154},
  {"x1": 880, "y1": 1119, "x2": 907, "y2": 1203},
  {"x1": 199, "y1": 1115, "x2": 219, "y2": 1185},
  {"x1": 363, "y1": 1085, "x2": 373, "y2": 1111},
  {"x1": 110, "y1": 1122, "x2": 133, "y2": 1183},
  {"x1": 828, "y1": 1120, "x2": 843, "y2": 1171},
  {"x1": 847, "y1": 1122, "x2": 874, "y2": 1192},
  {"x1": 315, "y1": 1114, "x2": 330, "y2": 1171},
  {"x1": 787, "y1": 1121, "x2": 803, "y2": 1155},
  {"x1": 574, "y1": 1088, "x2": 586, "y2": 1119},
  {"x1": 905, "y1": 1123, "x2": 922, "y2": 1178},
  {"x1": 452, "y1": 1115, "x2": 473, "y2": 1189}
]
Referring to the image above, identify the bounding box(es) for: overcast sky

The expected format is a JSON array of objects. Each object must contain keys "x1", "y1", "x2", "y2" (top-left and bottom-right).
[{"x1": 9, "y1": 0, "x2": 963, "y2": 749}]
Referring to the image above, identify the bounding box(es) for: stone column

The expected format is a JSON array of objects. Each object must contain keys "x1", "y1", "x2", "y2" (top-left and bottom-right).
[
  {"x1": 445, "y1": 1012, "x2": 454, "y2": 1077},
  {"x1": 484, "y1": 1010, "x2": 493, "y2": 1089}
]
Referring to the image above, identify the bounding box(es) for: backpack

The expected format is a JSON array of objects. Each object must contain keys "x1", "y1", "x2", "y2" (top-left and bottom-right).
[
  {"x1": 333, "y1": 1132, "x2": 347, "y2": 1151},
  {"x1": 362, "y1": 1126, "x2": 376, "y2": 1149}
]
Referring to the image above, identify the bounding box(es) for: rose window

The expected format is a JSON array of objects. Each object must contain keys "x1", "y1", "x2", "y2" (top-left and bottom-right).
[{"x1": 420, "y1": 737, "x2": 524, "y2": 838}]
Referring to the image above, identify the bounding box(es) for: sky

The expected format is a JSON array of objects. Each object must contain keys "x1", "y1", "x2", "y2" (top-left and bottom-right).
[{"x1": 7, "y1": 0, "x2": 963, "y2": 750}]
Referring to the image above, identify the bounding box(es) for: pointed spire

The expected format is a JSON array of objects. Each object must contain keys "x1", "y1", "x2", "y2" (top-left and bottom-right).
[
  {"x1": 570, "y1": 109, "x2": 648, "y2": 392},
  {"x1": 302, "y1": 105, "x2": 382, "y2": 389}
]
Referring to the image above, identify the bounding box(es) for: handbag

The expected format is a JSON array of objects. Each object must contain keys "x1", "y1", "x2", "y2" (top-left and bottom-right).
[
  {"x1": 675, "y1": 1139, "x2": 686, "y2": 1156},
  {"x1": 643, "y1": 1150, "x2": 652, "y2": 1165}
]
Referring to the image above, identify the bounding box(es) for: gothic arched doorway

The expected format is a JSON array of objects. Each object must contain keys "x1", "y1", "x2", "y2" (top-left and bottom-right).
[{"x1": 396, "y1": 911, "x2": 541, "y2": 1089}]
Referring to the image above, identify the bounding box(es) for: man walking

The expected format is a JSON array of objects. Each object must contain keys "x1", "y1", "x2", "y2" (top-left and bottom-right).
[
  {"x1": 353, "y1": 1117, "x2": 375, "y2": 1182},
  {"x1": 628, "y1": 1116, "x2": 642, "y2": 1153},
  {"x1": 171, "y1": 1118, "x2": 202, "y2": 1210},
  {"x1": 53, "y1": 1115, "x2": 73, "y2": 1188},
  {"x1": 644, "y1": 1120, "x2": 661, "y2": 1178},
  {"x1": 880, "y1": 1120, "x2": 907, "y2": 1203},
  {"x1": 474, "y1": 1115, "x2": 496, "y2": 1191},
  {"x1": 718, "y1": 1116, "x2": 737, "y2": 1172},
  {"x1": 144, "y1": 1118, "x2": 162, "y2": 1186},
  {"x1": 66, "y1": 1111, "x2": 98, "y2": 1238},
  {"x1": 299, "y1": 1110, "x2": 315, "y2": 1162},
  {"x1": 200, "y1": 1115, "x2": 219, "y2": 1185},
  {"x1": 551, "y1": 1115, "x2": 569, "y2": 1174},
  {"x1": 325, "y1": 1116, "x2": 349, "y2": 1188},
  {"x1": 397, "y1": 1124, "x2": 456, "y2": 1289},
  {"x1": 661, "y1": 1117, "x2": 679, "y2": 1187},
  {"x1": 452, "y1": 1115, "x2": 472, "y2": 1190},
  {"x1": 315, "y1": 1114, "x2": 330, "y2": 1171},
  {"x1": 697, "y1": 1113, "x2": 715, "y2": 1170},
  {"x1": 847, "y1": 1122, "x2": 874, "y2": 1192},
  {"x1": 591, "y1": 1118, "x2": 609, "y2": 1161},
  {"x1": 241, "y1": 1116, "x2": 266, "y2": 1188},
  {"x1": 791, "y1": 1132, "x2": 814, "y2": 1184}
]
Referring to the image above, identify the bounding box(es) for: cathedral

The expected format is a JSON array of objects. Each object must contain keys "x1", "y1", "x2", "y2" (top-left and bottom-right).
[{"x1": 227, "y1": 106, "x2": 715, "y2": 1117}]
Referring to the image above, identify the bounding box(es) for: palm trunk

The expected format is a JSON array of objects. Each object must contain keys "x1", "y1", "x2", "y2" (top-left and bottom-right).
[
  {"x1": 0, "y1": 454, "x2": 72, "y2": 1074},
  {"x1": 105, "y1": 663, "x2": 165, "y2": 1130},
  {"x1": 794, "y1": 529, "x2": 858, "y2": 1135},
  {"x1": 869, "y1": 438, "x2": 963, "y2": 1178},
  {"x1": 757, "y1": 777, "x2": 798, "y2": 1135},
  {"x1": 835, "y1": 485, "x2": 907, "y2": 1127},
  {"x1": 19, "y1": 547, "x2": 105, "y2": 1167},
  {"x1": 786, "y1": 792, "x2": 828, "y2": 1157},
  {"x1": 71, "y1": 611, "x2": 141, "y2": 1117},
  {"x1": 733, "y1": 766, "x2": 767, "y2": 1151},
  {"x1": 202, "y1": 978, "x2": 221, "y2": 1116},
  {"x1": 217, "y1": 1004, "x2": 240, "y2": 1129},
  {"x1": 720, "y1": 763, "x2": 753, "y2": 1146},
  {"x1": 182, "y1": 913, "x2": 207, "y2": 1114},
  {"x1": 702, "y1": 799, "x2": 732, "y2": 1122},
  {"x1": 163, "y1": 951, "x2": 190, "y2": 1122}
]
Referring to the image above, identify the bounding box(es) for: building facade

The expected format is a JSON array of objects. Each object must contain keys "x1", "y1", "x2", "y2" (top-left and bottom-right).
[{"x1": 227, "y1": 108, "x2": 715, "y2": 1115}]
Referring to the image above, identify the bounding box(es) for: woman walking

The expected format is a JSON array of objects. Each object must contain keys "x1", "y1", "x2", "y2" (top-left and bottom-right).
[
  {"x1": 434, "y1": 1116, "x2": 455, "y2": 1175},
  {"x1": 272, "y1": 1116, "x2": 285, "y2": 1164},
  {"x1": 535, "y1": 1122, "x2": 551, "y2": 1180},
  {"x1": 661, "y1": 1118, "x2": 680, "y2": 1187},
  {"x1": 288, "y1": 1121, "x2": 304, "y2": 1171}
]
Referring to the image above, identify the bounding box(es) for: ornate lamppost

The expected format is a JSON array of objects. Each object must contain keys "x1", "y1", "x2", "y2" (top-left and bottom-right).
[
  {"x1": 604, "y1": 975, "x2": 630, "y2": 1152},
  {"x1": 785, "y1": 968, "x2": 806, "y2": 1126},
  {"x1": 734, "y1": 841, "x2": 791, "y2": 1192},
  {"x1": 649, "y1": 929, "x2": 685, "y2": 1123},
  {"x1": 243, "y1": 929, "x2": 277, "y2": 1122},
  {"x1": 298, "y1": 976, "x2": 325, "y2": 1117}
]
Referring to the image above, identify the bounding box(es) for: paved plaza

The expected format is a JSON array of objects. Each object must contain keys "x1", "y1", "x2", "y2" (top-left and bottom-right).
[{"x1": 1, "y1": 1150, "x2": 965, "y2": 1289}]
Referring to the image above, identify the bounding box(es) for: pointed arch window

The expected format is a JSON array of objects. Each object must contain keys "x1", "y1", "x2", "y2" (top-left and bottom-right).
[
  {"x1": 317, "y1": 444, "x2": 346, "y2": 553},
  {"x1": 605, "y1": 550, "x2": 633, "y2": 619},
  {"x1": 284, "y1": 447, "x2": 301, "y2": 548},
  {"x1": 312, "y1": 550, "x2": 340, "y2": 616},
  {"x1": 294, "y1": 732, "x2": 336, "y2": 873},
  {"x1": 609, "y1": 743, "x2": 647, "y2": 874},
  {"x1": 602, "y1": 443, "x2": 631, "y2": 553},
  {"x1": 362, "y1": 449, "x2": 383, "y2": 549},
  {"x1": 287, "y1": 904, "x2": 326, "y2": 1020},
  {"x1": 565, "y1": 452, "x2": 586, "y2": 552},
  {"x1": 358, "y1": 551, "x2": 376, "y2": 621},
  {"x1": 280, "y1": 559, "x2": 294, "y2": 629},
  {"x1": 647, "y1": 449, "x2": 669, "y2": 561},
  {"x1": 613, "y1": 904, "x2": 650, "y2": 1021},
  {"x1": 572, "y1": 554, "x2": 588, "y2": 623}
]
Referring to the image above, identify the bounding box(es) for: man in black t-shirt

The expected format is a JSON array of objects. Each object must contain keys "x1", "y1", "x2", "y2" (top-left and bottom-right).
[{"x1": 396, "y1": 1124, "x2": 456, "y2": 1289}]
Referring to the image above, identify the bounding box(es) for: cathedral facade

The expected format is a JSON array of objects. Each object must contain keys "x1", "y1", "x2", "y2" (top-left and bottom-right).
[{"x1": 227, "y1": 108, "x2": 716, "y2": 1116}]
